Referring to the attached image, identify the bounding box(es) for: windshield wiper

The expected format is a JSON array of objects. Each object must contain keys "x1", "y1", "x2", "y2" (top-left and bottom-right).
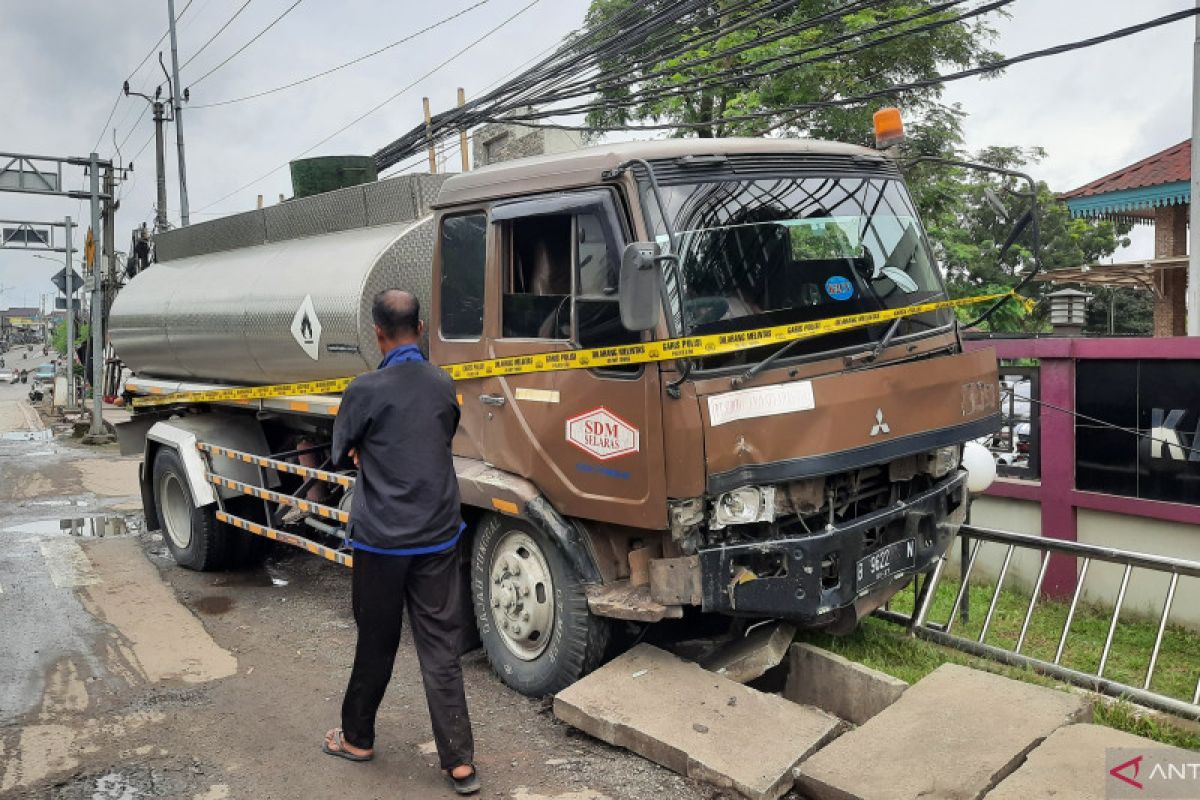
[
  {"x1": 732, "y1": 337, "x2": 804, "y2": 388},
  {"x1": 844, "y1": 316, "x2": 903, "y2": 368}
]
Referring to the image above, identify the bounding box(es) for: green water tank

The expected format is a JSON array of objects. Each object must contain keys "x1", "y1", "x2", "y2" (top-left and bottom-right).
[{"x1": 289, "y1": 155, "x2": 378, "y2": 198}]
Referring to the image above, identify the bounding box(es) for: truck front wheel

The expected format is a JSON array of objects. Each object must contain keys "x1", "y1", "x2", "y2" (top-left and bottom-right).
[
  {"x1": 471, "y1": 513, "x2": 608, "y2": 696},
  {"x1": 152, "y1": 448, "x2": 230, "y2": 571}
]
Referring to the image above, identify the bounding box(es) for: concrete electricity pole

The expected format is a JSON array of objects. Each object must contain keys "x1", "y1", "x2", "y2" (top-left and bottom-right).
[
  {"x1": 153, "y1": 99, "x2": 169, "y2": 233},
  {"x1": 124, "y1": 82, "x2": 170, "y2": 232},
  {"x1": 63, "y1": 215, "x2": 77, "y2": 411},
  {"x1": 166, "y1": 0, "x2": 190, "y2": 227},
  {"x1": 86, "y1": 153, "x2": 106, "y2": 440},
  {"x1": 1190, "y1": 0, "x2": 1200, "y2": 335}
]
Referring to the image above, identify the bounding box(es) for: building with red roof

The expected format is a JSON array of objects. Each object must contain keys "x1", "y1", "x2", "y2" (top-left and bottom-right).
[{"x1": 1056, "y1": 140, "x2": 1190, "y2": 336}]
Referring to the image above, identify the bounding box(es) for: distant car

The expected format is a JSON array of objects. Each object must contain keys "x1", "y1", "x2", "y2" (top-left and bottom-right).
[
  {"x1": 32, "y1": 364, "x2": 56, "y2": 382},
  {"x1": 0, "y1": 369, "x2": 13, "y2": 384}
]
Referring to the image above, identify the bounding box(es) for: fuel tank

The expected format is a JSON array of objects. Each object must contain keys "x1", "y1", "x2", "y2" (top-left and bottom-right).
[{"x1": 109, "y1": 174, "x2": 445, "y2": 385}]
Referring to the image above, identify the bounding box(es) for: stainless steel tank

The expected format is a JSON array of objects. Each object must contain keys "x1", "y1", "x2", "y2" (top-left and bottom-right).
[{"x1": 109, "y1": 174, "x2": 444, "y2": 385}]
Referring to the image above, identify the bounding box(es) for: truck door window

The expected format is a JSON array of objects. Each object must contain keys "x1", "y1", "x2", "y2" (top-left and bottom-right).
[
  {"x1": 575, "y1": 211, "x2": 640, "y2": 350},
  {"x1": 503, "y1": 214, "x2": 573, "y2": 339},
  {"x1": 440, "y1": 213, "x2": 487, "y2": 339}
]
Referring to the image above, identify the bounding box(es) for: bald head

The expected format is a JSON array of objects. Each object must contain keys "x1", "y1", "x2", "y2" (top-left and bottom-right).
[{"x1": 372, "y1": 289, "x2": 423, "y2": 349}]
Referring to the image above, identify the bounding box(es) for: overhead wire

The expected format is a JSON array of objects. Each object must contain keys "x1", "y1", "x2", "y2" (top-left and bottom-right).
[
  {"x1": 477, "y1": 5, "x2": 1198, "y2": 134},
  {"x1": 187, "y1": 0, "x2": 304, "y2": 89},
  {"x1": 193, "y1": 0, "x2": 542, "y2": 213},
  {"x1": 180, "y1": 0, "x2": 255, "y2": 70},
  {"x1": 188, "y1": 0, "x2": 494, "y2": 109},
  {"x1": 511, "y1": 0, "x2": 1011, "y2": 121},
  {"x1": 87, "y1": 0, "x2": 194, "y2": 156}
]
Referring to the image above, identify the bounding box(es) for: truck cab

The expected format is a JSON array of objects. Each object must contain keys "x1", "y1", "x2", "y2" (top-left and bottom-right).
[{"x1": 429, "y1": 139, "x2": 998, "y2": 689}]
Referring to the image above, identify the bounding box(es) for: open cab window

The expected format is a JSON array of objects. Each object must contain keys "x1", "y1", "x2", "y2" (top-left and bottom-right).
[{"x1": 496, "y1": 193, "x2": 640, "y2": 353}]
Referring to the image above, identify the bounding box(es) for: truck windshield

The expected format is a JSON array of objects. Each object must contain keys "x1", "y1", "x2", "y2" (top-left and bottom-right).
[{"x1": 647, "y1": 175, "x2": 951, "y2": 369}]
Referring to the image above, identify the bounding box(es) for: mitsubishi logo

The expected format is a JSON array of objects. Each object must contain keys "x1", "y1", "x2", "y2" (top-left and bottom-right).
[{"x1": 870, "y1": 408, "x2": 891, "y2": 437}]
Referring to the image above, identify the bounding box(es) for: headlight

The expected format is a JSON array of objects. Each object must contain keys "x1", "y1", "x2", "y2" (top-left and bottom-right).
[{"x1": 711, "y1": 486, "x2": 776, "y2": 529}]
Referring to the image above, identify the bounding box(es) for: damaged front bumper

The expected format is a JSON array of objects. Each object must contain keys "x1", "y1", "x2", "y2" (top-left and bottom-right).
[{"x1": 697, "y1": 470, "x2": 968, "y2": 629}]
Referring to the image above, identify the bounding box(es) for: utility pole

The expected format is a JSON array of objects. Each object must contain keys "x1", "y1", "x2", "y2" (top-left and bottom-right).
[
  {"x1": 84, "y1": 153, "x2": 107, "y2": 442},
  {"x1": 125, "y1": 79, "x2": 172, "y2": 232},
  {"x1": 63, "y1": 215, "x2": 76, "y2": 411},
  {"x1": 166, "y1": 0, "x2": 190, "y2": 227},
  {"x1": 458, "y1": 88, "x2": 470, "y2": 172},
  {"x1": 424, "y1": 96, "x2": 439, "y2": 173},
  {"x1": 153, "y1": 98, "x2": 168, "y2": 232}
]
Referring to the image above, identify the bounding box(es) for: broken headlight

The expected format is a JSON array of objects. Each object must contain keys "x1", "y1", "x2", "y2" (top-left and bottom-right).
[
  {"x1": 924, "y1": 444, "x2": 961, "y2": 479},
  {"x1": 711, "y1": 486, "x2": 776, "y2": 530}
]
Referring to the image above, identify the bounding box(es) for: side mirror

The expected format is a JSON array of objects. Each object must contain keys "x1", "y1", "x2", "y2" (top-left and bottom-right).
[{"x1": 619, "y1": 242, "x2": 663, "y2": 332}]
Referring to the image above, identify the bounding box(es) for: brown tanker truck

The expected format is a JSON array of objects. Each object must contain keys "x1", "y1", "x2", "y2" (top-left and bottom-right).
[{"x1": 112, "y1": 135, "x2": 1002, "y2": 697}]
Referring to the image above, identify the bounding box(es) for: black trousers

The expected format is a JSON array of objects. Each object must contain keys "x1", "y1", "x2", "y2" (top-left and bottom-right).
[{"x1": 341, "y1": 545, "x2": 474, "y2": 770}]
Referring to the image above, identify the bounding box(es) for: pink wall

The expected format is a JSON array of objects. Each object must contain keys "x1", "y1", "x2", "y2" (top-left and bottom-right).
[{"x1": 964, "y1": 336, "x2": 1200, "y2": 596}]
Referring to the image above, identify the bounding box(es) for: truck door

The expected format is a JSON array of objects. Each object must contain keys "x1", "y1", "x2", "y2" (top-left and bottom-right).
[
  {"x1": 481, "y1": 191, "x2": 667, "y2": 529},
  {"x1": 434, "y1": 210, "x2": 492, "y2": 461}
]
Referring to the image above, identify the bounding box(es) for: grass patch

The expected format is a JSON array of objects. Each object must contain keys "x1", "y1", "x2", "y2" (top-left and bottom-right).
[{"x1": 795, "y1": 572, "x2": 1200, "y2": 749}]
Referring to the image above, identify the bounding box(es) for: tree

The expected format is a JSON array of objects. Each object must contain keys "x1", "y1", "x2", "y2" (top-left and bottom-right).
[
  {"x1": 580, "y1": 1, "x2": 1135, "y2": 332},
  {"x1": 584, "y1": 0, "x2": 1003, "y2": 150},
  {"x1": 909, "y1": 146, "x2": 1134, "y2": 332},
  {"x1": 52, "y1": 320, "x2": 87, "y2": 358}
]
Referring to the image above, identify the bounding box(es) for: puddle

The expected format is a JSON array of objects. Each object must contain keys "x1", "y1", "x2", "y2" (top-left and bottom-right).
[
  {"x1": 1, "y1": 514, "x2": 142, "y2": 538},
  {"x1": 195, "y1": 595, "x2": 234, "y2": 615},
  {"x1": 1, "y1": 429, "x2": 53, "y2": 442}
]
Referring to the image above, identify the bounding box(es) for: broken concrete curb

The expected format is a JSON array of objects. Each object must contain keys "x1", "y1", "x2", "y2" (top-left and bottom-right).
[
  {"x1": 794, "y1": 663, "x2": 1090, "y2": 800},
  {"x1": 784, "y1": 643, "x2": 907, "y2": 725},
  {"x1": 700, "y1": 621, "x2": 796, "y2": 684},
  {"x1": 555, "y1": 644, "x2": 843, "y2": 800}
]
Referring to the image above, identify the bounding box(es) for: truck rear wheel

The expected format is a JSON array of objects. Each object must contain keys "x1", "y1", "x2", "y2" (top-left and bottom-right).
[
  {"x1": 153, "y1": 448, "x2": 230, "y2": 571},
  {"x1": 471, "y1": 513, "x2": 608, "y2": 696}
]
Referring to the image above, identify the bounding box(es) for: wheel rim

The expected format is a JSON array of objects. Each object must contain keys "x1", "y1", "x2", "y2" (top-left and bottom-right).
[
  {"x1": 161, "y1": 473, "x2": 193, "y2": 550},
  {"x1": 488, "y1": 530, "x2": 555, "y2": 661}
]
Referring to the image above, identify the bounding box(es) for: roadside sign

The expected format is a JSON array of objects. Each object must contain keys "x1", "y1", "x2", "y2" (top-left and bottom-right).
[
  {"x1": 51, "y1": 267, "x2": 83, "y2": 294},
  {"x1": 84, "y1": 227, "x2": 95, "y2": 269}
]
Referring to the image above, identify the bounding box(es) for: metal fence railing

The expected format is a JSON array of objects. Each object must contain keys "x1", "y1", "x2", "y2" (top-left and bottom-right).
[{"x1": 878, "y1": 524, "x2": 1200, "y2": 721}]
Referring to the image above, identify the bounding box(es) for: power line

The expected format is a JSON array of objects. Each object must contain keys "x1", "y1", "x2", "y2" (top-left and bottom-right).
[
  {"x1": 125, "y1": 0, "x2": 195, "y2": 83},
  {"x1": 180, "y1": 0, "x2": 255, "y2": 70},
  {"x1": 187, "y1": 0, "x2": 305, "y2": 89},
  {"x1": 90, "y1": 92, "x2": 124, "y2": 153},
  {"x1": 189, "y1": 0, "x2": 494, "y2": 109},
  {"x1": 194, "y1": 0, "x2": 541, "y2": 213},
  {"x1": 92, "y1": 0, "x2": 194, "y2": 157},
  {"x1": 487, "y1": 6, "x2": 1200, "y2": 134}
]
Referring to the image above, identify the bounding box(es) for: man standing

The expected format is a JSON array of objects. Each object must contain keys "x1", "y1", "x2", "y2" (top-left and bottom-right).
[{"x1": 322, "y1": 289, "x2": 479, "y2": 795}]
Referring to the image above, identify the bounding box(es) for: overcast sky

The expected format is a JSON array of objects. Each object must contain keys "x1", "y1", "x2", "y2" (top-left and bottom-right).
[{"x1": 0, "y1": 0, "x2": 1191, "y2": 308}]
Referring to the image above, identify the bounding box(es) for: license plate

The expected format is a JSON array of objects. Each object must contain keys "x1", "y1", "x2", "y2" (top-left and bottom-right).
[{"x1": 856, "y1": 538, "x2": 916, "y2": 592}]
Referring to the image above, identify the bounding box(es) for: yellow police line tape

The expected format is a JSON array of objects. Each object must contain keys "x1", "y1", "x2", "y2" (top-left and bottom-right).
[{"x1": 132, "y1": 290, "x2": 1029, "y2": 408}]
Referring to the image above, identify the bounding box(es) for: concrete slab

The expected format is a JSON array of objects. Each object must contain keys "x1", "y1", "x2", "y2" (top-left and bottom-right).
[
  {"x1": 986, "y1": 723, "x2": 1171, "y2": 800},
  {"x1": 701, "y1": 621, "x2": 796, "y2": 684},
  {"x1": 784, "y1": 644, "x2": 907, "y2": 725},
  {"x1": 555, "y1": 644, "x2": 843, "y2": 800},
  {"x1": 794, "y1": 663, "x2": 1089, "y2": 800}
]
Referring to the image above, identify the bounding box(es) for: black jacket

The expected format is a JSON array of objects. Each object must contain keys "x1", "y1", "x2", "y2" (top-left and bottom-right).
[{"x1": 331, "y1": 360, "x2": 462, "y2": 552}]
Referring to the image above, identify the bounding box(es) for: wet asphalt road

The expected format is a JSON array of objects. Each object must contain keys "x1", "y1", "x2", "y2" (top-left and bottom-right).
[{"x1": 0, "y1": 377, "x2": 730, "y2": 799}]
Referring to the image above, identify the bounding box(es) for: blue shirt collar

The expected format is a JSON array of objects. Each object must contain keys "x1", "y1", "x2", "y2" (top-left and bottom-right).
[{"x1": 378, "y1": 343, "x2": 425, "y2": 369}]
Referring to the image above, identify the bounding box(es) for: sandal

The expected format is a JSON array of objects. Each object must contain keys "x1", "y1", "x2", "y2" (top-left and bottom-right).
[
  {"x1": 322, "y1": 727, "x2": 374, "y2": 762},
  {"x1": 446, "y1": 765, "x2": 480, "y2": 795}
]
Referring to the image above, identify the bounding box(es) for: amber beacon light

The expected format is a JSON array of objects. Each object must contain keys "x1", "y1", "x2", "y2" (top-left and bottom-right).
[{"x1": 873, "y1": 106, "x2": 905, "y2": 149}]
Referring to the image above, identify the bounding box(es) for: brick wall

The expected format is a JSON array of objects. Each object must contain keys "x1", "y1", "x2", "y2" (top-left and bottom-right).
[{"x1": 1152, "y1": 204, "x2": 1188, "y2": 337}]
